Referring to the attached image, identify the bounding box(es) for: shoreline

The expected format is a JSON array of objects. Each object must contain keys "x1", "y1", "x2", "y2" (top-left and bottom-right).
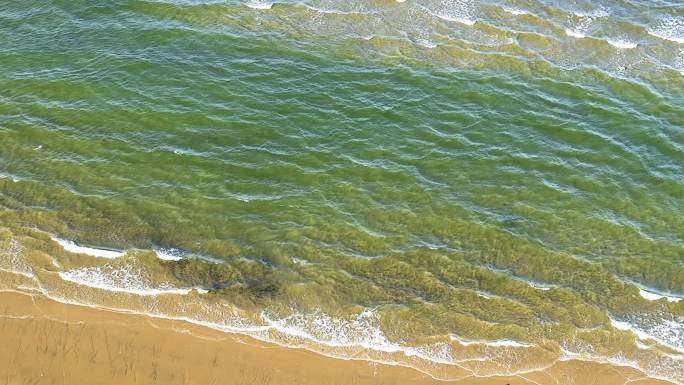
[{"x1": 0, "y1": 290, "x2": 675, "y2": 385}]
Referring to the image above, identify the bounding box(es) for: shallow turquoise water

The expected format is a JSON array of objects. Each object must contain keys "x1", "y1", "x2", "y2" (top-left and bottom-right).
[{"x1": 0, "y1": 0, "x2": 683, "y2": 381}]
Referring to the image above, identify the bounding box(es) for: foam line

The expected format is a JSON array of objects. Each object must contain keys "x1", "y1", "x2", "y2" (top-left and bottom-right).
[
  {"x1": 502, "y1": 7, "x2": 528, "y2": 16},
  {"x1": 154, "y1": 249, "x2": 184, "y2": 261},
  {"x1": 610, "y1": 317, "x2": 683, "y2": 353},
  {"x1": 451, "y1": 336, "x2": 533, "y2": 348},
  {"x1": 52, "y1": 237, "x2": 125, "y2": 259},
  {"x1": 565, "y1": 29, "x2": 586, "y2": 38},
  {"x1": 638, "y1": 288, "x2": 682, "y2": 303},
  {"x1": 58, "y1": 271, "x2": 193, "y2": 296},
  {"x1": 245, "y1": 1, "x2": 273, "y2": 9},
  {"x1": 607, "y1": 39, "x2": 637, "y2": 49}
]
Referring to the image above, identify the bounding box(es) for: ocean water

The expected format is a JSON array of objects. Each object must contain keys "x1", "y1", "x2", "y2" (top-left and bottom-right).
[{"x1": 1, "y1": 0, "x2": 683, "y2": 382}]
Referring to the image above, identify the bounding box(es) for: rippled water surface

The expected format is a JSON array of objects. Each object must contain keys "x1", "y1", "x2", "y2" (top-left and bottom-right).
[{"x1": 1, "y1": 0, "x2": 683, "y2": 382}]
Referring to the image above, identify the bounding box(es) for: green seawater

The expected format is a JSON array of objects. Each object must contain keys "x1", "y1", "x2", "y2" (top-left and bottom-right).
[{"x1": 1, "y1": 0, "x2": 683, "y2": 381}]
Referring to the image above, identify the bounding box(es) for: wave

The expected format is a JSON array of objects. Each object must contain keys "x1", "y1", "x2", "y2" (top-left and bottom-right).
[
  {"x1": 434, "y1": 13, "x2": 476, "y2": 26},
  {"x1": 420, "y1": 2, "x2": 476, "y2": 27},
  {"x1": 6, "y1": 286, "x2": 468, "y2": 381},
  {"x1": 559, "y1": 344, "x2": 683, "y2": 385},
  {"x1": 610, "y1": 317, "x2": 684, "y2": 353},
  {"x1": 415, "y1": 39, "x2": 437, "y2": 48},
  {"x1": 261, "y1": 309, "x2": 459, "y2": 368},
  {"x1": 0, "y1": 239, "x2": 34, "y2": 279},
  {"x1": 606, "y1": 39, "x2": 638, "y2": 49},
  {"x1": 0, "y1": 174, "x2": 20, "y2": 183},
  {"x1": 154, "y1": 248, "x2": 184, "y2": 261},
  {"x1": 303, "y1": 5, "x2": 363, "y2": 15},
  {"x1": 58, "y1": 265, "x2": 194, "y2": 296},
  {"x1": 649, "y1": 30, "x2": 684, "y2": 45},
  {"x1": 527, "y1": 281, "x2": 554, "y2": 290},
  {"x1": 488, "y1": 266, "x2": 555, "y2": 291},
  {"x1": 565, "y1": 29, "x2": 586, "y2": 39},
  {"x1": 638, "y1": 288, "x2": 682, "y2": 303},
  {"x1": 51, "y1": 237, "x2": 125, "y2": 259},
  {"x1": 244, "y1": 1, "x2": 273, "y2": 9},
  {"x1": 0, "y1": 268, "x2": 34, "y2": 279},
  {"x1": 262, "y1": 309, "x2": 401, "y2": 350},
  {"x1": 5, "y1": 233, "x2": 674, "y2": 382},
  {"x1": 11, "y1": 282, "x2": 682, "y2": 383},
  {"x1": 502, "y1": 7, "x2": 528, "y2": 16},
  {"x1": 450, "y1": 336, "x2": 533, "y2": 348},
  {"x1": 571, "y1": 8, "x2": 610, "y2": 18},
  {"x1": 648, "y1": 17, "x2": 684, "y2": 44},
  {"x1": 7, "y1": 263, "x2": 681, "y2": 383}
]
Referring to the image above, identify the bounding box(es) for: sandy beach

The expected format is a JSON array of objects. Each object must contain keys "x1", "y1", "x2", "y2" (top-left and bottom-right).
[{"x1": 0, "y1": 290, "x2": 674, "y2": 385}]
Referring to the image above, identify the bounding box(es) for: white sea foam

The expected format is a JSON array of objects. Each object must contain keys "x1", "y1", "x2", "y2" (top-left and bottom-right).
[
  {"x1": 451, "y1": 336, "x2": 532, "y2": 348},
  {"x1": 565, "y1": 29, "x2": 586, "y2": 39},
  {"x1": 416, "y1": 39, "x2": 437, "y2": 48},
  {"x1": 564, "y1": 8, "x2": 611, "y2": 42},
  {"x1": 154, "y1": 248, "x2": 184, "y2": 261},
  {"x1": 4, "y1": 281, "x2": 680, "y2": 382},
  {"x1": 52, "y1": 237, "x2": 125, "y2": 259},
  {"x1": 639, "y1": 289, "x2": 665, "y2": 301},
  {"x1": 561, "y1": 342, "x2": 683, "y2": 384},
  {"x1": 649, "y1": 31, "x2": 684, "y2": 44},
  {"x1": 0, "y1": 174, "x2": 20, "y2": 183},
  {"x1": 622, "y1": 279, "x2": 682, "y2": 303},
  {"x1": 6, "y1": 285, "x2": 463, "y2": 381},
  {"x1": 571, "y1": 8, "x2": 609, "y2": 18},
  {"x1": 648, "y1": 17, "x2": 684, "y2": 44},
  {"x1": 245, "y1": 1, "x2": 273, "y2": 9},
  {"x1": 58, "y1": 265, "x2": 192, "y2": 296},
  {"x1": 638, "y1": 288, "x2": 681, "y2": 303},
  {"x1": 426, "y1": 0, "x2": 476, "y2": 27},
  {"x1": 607, "y1": 39, "x2": 637, "y2": 49},
  {"x1": 611, "y1": 318, "x2": 652, "y2": 340},
  {"x1": 610, "y1": 316, "x2": 684, "y2": 353},
  {"x1": 435, "y1": 14, "x2": 476, "y2": 26},
  {"x1": 0, "y1": 268, "x2": 34, "y2": 279},
  {"x1": 635, "y1": 340, "x2": 652, "y2": 350},
  {"x1": 15, "y1": 284, "x2": 42, "y2": 293},
  {"x1": 0, "y1": 240, "x2": 34, "y2": 279},
  {"x1": 262, "y1": 309, "x2": 455, "y2": 364},
  {"x1": 303, "y1": 5, "x2": 360, "y2": 15},
  {"x1": 526, "y1": 280, "x2": 553, "y2": 290},
  {"x1": 263, "y1": 309, "x2": 399, "y2": 350},
  {"x1": 1, "y1": 232, "x2": 677, "y2": 381},
  {"x1": 502, "y1": 7, "x2": 527, "y2": 16}
]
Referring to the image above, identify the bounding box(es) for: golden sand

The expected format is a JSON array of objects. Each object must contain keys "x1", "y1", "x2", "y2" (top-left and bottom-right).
[{"x1": 0, "y1": 290, "x2": 673, "y2": 385}]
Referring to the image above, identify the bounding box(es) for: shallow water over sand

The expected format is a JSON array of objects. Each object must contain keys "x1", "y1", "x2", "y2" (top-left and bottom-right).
[{"x1": 1, "y1": 0, "x2": 683, "y2": 382}]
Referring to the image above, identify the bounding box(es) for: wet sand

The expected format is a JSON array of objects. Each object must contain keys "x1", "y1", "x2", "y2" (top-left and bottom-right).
[{"x1": 0, "y1": 290, "x2": 673, "y2": 385}]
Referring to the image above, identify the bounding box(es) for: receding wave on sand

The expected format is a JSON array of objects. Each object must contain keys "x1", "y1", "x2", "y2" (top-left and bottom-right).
[{"x1": 0, "y1": 289, "x2": 678, "y2": 385}]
